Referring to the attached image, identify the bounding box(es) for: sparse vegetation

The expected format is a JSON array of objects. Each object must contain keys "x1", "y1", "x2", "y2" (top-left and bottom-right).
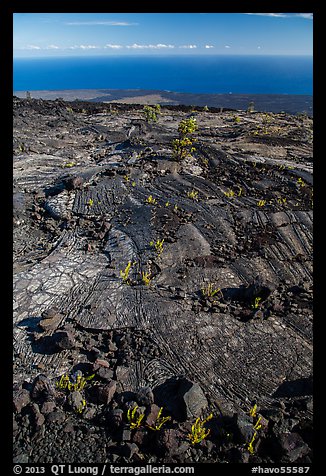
[
  {"x1": 172, "y1": 117, "x2": 198, "y2": 160},
  {"x1": 143, "y1": 104, "x2": 161, "y2": 123},
  {"x1": 147, "y1": 407, "x2": 171, "y2": 431},
  {"x1": 252, "y1": 297, "x2": 262, "y2": 309},
  {"x1": 127, "y1": 405, "x2": 145, "y2": 430},
  {"x1": 146, "y1": 195, "x2": 157, "y2": 205},
  {"x1": 187, "y1": 189, "x2": 199, "y2": 201},
  {"x1": 247, "y1": 416, "x2": 263, "y2": 454},
  {"x1": 201, "y1": 283, "x2": 222, "y2": 299},
  {"x1": 187, "y1": 414, "x2": 213, "y2": 445},
  {"x1": 120, "y1": 261, "x2": 134, "y2": 284},
  {"x1": 56, "y1": 372, "x2": 95, "y2": 392},
  {"x1": 224, "y1": 188, "x2": 235, "y2": 198},
  {"x1": 150, "y1": 238, "x2": 164, "y2": 256},
  {"x1": 63, "y1": 161, "x2": 76, "y2": 168},
  {"x1": 141, "y1": 270, "x2": 152, "y2": 286}
]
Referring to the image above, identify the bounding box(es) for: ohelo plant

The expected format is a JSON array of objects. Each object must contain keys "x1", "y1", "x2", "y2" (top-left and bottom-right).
[
  {"x1": 147, "y1": 407, "x2": 171, "y2": 431},
  {"x1": 201, "y1": 283, "x2": 222, "y2": 299},
  {"x1": 187, "y1": 414, "x2": 213, "y2": 444},
  {"x1": 143, "y1": 104, "x2": 161, "y2": 123},
  {"x1": 247, "y1": 416, "x2": 263, "y2": 454},
  {"x1": 172, "y1": 137, "x2": 196, "y2": 161},
  {"x1": 146, "y1": 195, "x2": 157, "y2": 205},
  {"x1": 178, "y1": 116, "x2": 197, "y2": 135},
  {"x1": 142, "y1": 270, "x2": 151, "y2": 286},
  {"x1": 127, "y1": 405, "x2": 145, "y2": 430},
  {"x1": 56, "y1": 372, "x2": 95, "y2": 392},
  {"x1": 172, "y1": 117, "x2": 198, "y2": 160},
  {"x1": 150, "y1": 238, "x2": 164, "y2": 256},
  {"x1": 120, "y1": 261, "x2": 134, "y2": 284},
  {"x1": 252, "y1": 296, "x2": 262, "y2": 309},
  {"x1": 187, "y1": 189, "x2": 199, "y2": 201}
]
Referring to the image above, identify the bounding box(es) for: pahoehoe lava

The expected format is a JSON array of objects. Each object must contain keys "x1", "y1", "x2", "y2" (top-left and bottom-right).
[{"x1": 13, "y1": 97, "x2": 313, "y2": 464}]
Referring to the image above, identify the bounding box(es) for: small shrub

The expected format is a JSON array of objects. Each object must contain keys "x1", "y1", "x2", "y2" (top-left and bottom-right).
[
  {"x1": 188, "y1": 414, "x2": 213, "y2": 445},
  {"x1": 142, "y1": 270, "x2": 151, "y2": 286},
  {"x1": 127, "y1": 405, "x2": 145, "y2": 430},
  {"x1": 143, "y1": 104, "x2": 161, "y2": 123},
  {"x1": 147, "y1": 407, "x2": 171, "y2": 431},
  {"x1": 120, "y1": 261, "x2": 134, "y2": 284},
  {"x1": 252, "y1": 297, "x2": 262, "y2": 309},
  {"x1": 201, "y1": 283, "x2": 222, "y2": 299},
  {"x1": 150, "y1": 239, "x2": 164, "y2": 256},
  {"x1": 187, "y1": 189, "x2": 199, "y2": 201},
  {"x1": 146, "y1": 195, "x2": 157, "y2": 205},
  {"x1": 172, "y1": 137, "x2": 196, "y2": 161},
  {"x1": 178, "y1": 117, "x2": 197, "y2": 136},
  {"x1": 172, "y1": 117, "x2": 198, "y2": 160}
]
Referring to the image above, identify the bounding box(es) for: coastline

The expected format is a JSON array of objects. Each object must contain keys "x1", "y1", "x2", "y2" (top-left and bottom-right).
[{"x1": 13, "y1": 88, "x2": 313, "y2": 115}]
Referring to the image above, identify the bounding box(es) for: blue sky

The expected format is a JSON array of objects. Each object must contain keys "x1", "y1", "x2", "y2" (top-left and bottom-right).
[{"x1": 13, "y1": 13, "x2": 313, "y2": 57}]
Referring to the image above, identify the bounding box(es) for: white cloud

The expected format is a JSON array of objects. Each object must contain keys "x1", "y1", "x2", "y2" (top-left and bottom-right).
[
  {"x1": 295, "y1": 13, "x2": 313, "y2": 20},
  {"x1": 65, "y1": 21, "x2": 138, "y2": 26},
  {"x1": 79, "y1": 45, "x2": 99, "y2": 49},
  {"x1": 225, "y1": 45, "x2": 231, "y2": 49},
  {"x1": 104, "y1": 44, "x2": 123, "y2": 49},
  {"x1": 24, "y1": 45, "x2": 41, "y2": 50},
  {"x1": 126, "y1": 43, "x2": 175, "y2": 49},
  {"x1": 155, "y1": 44, "x2": 175, "y2": 49},
  {"x1": 179, "y1": 44, "x2": 197, "y2": 49},
  {"x1": 244, "y1": 13, "x2": 313, "y2": 20},
  {"x1": 46, "y1": 45, "x2": 60, "y2": 49},
  {"x1": 245, "y1": 13, "x2": 287, "y2": 18},
  {"x1": 204, "y1": 45, "x2": 214, "y2": 49},
  {"x1": 66, "y1": 44, "x2": 99, "y2": 50}
]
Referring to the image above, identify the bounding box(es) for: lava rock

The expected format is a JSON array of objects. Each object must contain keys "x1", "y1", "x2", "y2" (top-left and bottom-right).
[
  {"x1": 13, "y1": 388, "x2": 31, "y2": 413},
  {"x1": 39, "y1": 308, "x2": 63, "y2": 331},
  {"x1": 40, "y1": 401, "x2": 56, "y2": 415},
  {"x1": 132, "y1": 427, "x2": 150, "y2": 447},
  {"x1": 29, "y1": 403, "x2": 45, "y2": 430},
  {"x1": 145, "y1": 403, "x2": 161, "y2": 427},
  {"x1": 226, "y1": 447, "x2": 250, "y2": 463},
  {"x1": 115, "y1": 366, "x2": 130, "y2": 383},
  {"x1": 66, "y1": 176, "x2": 84, "y2": 190},
  {"x1": 233, "y1": 413, "x2": 256, "y2": 443},
  {"x1": 30, "y1": 374, "x2": 55, "y2": 402},
  {"x1": 121, "y1": 442, "x2": 139, "y2": 459},
  {"x1": 92, "y1": 380, "x2": 117, "y2": 405},
  {"x1": 155, "y1": 429, "x2": 185, "y2": 457},
  {"x1": 106, "y1": 408, "x2": 124, "y2": 430},
  {"x1": 181, "y1": 380, "x2": 208, "y2": 419},
  {"x1": 46, "y1": 409, "x2": 66, "y2": 425},
  {"x1": 278, "y1": 432, "x2": 310, "y2": 462},
  {"x1": 52, "y1": 330, "x2": 76, "y2": 351},
  {"x1": 94, "y1": 358, "x2": 111, "y2": 368},
  {"x1": 136, "y1": 386, "x2": 155, "y2": 406},
  {"x1": 41, "y1": 307, "x2": 60, "y2": 320},
  {"x1": 153, "y1": 377, "x2": 208, "y2": 421},
  {"x1": 96, "y1": 366, "x2": 114, "y2": 382},
  {"x1": 67, "y1": 391, "x2": 85, "y2": 413},
  {"x1": 122, "y1": 427, "x2": 132, "y2": 441}
]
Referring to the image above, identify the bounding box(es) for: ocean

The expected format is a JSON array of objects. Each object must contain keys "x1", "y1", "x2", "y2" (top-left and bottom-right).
[{"x1": 13, "y1": 55, "x2": 313, "y2": 96}]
